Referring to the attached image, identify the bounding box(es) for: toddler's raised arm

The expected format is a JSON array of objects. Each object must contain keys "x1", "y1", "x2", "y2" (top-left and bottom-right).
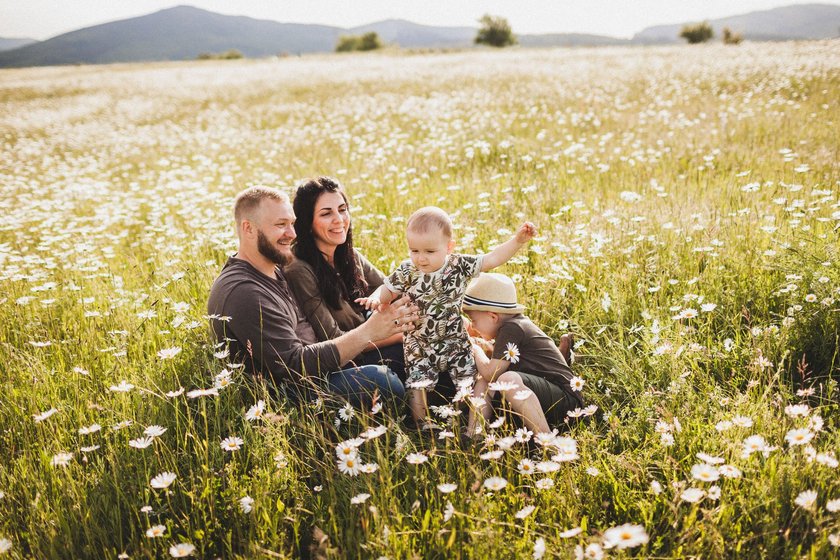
[{"x1": 480, "y1": 221, "x2": 537, "y2": 271}]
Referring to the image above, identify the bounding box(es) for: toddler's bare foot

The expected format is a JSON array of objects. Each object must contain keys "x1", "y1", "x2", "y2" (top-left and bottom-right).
[{"x1": 559, "y1": 333, "x2": 575, "y2": 366}]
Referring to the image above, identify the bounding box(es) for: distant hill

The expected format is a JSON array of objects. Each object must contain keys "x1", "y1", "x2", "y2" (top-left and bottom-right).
[
  {"x1": 1, "y1": 3, "x2": 839, "y2": 68},
  {"x1": 353, "y1": 19, "x2": 629, "y2": 49},
  {"x1": 519, "y1": 33, "x2": 630, "y2": 48},
  {"x1": 0, "y1": 37, "x2": 37, "y2": 52},
  {"x1": 0, "y1": 6, "x2": 342, "y2": 68},
  {"x1": 634, "y1": 3, "x2": 840, "y2": 43},
  {"x1": 0, "y1": 7, "x2": 633, "y2": 68},
  {"x1": 347, "y1": 19, "x2": 474, "y2": 48}
]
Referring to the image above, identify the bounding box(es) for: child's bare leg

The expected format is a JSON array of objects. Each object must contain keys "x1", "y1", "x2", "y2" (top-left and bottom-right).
[
  {"x1": 466, "y1": 378, "x2": 494, "y2": 436},
  {"x1": 496, "y1": 371, "x2": 550, "y2": 434},
  {"x1": 407, "y1": 389, "x2": 428, "y2": 427},
  {"x1": 467, "y1": 376, "x2": 490, "y2": 436}
]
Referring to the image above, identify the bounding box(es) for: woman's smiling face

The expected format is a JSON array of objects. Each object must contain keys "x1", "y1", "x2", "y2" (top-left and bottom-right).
[{"x1": 311, "y1": 191, "x2": 350, "y2": 252}]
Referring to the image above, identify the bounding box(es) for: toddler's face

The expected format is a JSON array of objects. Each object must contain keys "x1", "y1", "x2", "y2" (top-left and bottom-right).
[
  {"x1": 406, "y1": 227, "x2": 453, "y2": 273},
  {"x1": 465, "y1": 310, "x2": 499, "y2": 340}
]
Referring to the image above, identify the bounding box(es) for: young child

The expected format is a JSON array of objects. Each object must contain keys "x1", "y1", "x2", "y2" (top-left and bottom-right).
[
  {"x1": 462, "y1": 272, "x2": 582, "y2": 436},
  {"x1": 357, "y1": 206, "x2": 536, "y2": 428}
]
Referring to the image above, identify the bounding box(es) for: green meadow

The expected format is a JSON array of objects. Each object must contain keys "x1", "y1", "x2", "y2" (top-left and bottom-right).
[{"x1": 0, "y1": 42, "x2": 838, "y2": 559}]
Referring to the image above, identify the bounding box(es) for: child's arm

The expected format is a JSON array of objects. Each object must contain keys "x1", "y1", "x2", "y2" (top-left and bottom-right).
[
  {"x1": 480, "y1": 221, "x2": 537, "y2": 271},
  {"x1": 472, "y1": 343, "x2": 511, "y2": 382},
  {"x1": 356, "y1": 284, "x2": 397, "y2": 312}
]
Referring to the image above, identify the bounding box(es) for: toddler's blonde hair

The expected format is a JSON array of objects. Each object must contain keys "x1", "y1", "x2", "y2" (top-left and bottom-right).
[{"x1": 407, "y1": 206, "x2": 452, "y2": 238}]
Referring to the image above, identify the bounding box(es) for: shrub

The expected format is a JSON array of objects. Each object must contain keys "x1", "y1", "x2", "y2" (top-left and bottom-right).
[
  {"x1": 196, "y1": 49, "x2": 243, "y2": 60},
  {"x1": 723, "y1": 27, "x2": 744, "y2": 45},
  {"x1": 475, "y1": 14, "x2": 517, "y2": 48},
  {"x1": 335, "y1": 32, "x2": 382, "y2": 53},
  {"x1": 680, "y1": 21, "x2": 714, "y2": 44}
]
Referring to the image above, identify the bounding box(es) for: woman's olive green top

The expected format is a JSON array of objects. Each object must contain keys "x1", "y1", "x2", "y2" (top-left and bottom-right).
[{"x1": 284, "y1": 251, "x2": 385, "y2": 342}]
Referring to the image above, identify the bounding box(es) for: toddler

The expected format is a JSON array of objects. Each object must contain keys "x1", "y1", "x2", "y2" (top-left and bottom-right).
[
  {"x1": 358, "y1": 206, "x2": 536, "y2": 427},
  {"x1": 463, "y1": 272, "x2": 582, "y2": 436}
]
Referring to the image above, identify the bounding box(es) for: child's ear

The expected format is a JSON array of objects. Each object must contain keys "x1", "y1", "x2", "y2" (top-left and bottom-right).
[
  {"x1": 447, "y1": 239, "x2": 456, "y2": 253},
  {"x1": 489, "y1": 312, "x2": 499, "y2": 323}
]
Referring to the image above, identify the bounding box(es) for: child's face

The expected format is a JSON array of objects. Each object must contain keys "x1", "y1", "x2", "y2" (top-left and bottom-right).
[
  {"x1": 407, "y1": 227, "x2": 454, "y2": 273},
  {"x1": 465, "y1": 310, "x2": 500, "y2": 340}
]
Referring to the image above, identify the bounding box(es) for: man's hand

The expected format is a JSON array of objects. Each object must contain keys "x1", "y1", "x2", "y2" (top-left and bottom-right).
[
  {"x1": 365, "y1": 296, "x2": 419, "y2": 340},
  {"x1": 515, "y1": 221, "x2": 537, "y2": 243}
]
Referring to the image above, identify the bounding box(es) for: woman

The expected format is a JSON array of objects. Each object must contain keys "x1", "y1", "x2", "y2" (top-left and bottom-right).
[{"x1": 285, "y1": 176, "x2": 407, "y2": 381}]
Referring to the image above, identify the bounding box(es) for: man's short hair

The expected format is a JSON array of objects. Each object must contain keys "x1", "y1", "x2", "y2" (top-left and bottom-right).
[
  {"x1": 407, "y1": 206, "x2": 452, "y2": 238},
  {"x1": 233, "y1": 186, "x2": 289, "y2": 233}
]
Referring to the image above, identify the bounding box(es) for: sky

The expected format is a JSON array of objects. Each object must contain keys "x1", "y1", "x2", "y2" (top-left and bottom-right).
[{"x1": 2, "y1": 0, "x2": 838, "y2": 41}]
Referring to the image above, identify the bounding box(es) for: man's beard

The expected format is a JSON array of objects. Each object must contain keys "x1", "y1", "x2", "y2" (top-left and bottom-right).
[{"x1": 257, "y1": 230, "x2": 292, "y2": 267}]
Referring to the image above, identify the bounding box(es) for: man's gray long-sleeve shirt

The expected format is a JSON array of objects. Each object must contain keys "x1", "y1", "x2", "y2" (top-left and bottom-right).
[{"x1": 207, "y1": 256, "x2": 342, "y2": 383}]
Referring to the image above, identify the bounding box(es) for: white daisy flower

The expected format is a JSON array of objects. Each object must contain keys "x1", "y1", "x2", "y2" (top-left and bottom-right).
[
  {"x1": 337, "y1": 456, "x2": 360, "y2": 476},
  {"x1": 150, "y1": 472, "x2": 176, "y2": 489},
  {"x1": 33, "y1": 408, "x2": 59, "y2": 423},
  {"x1": 680, "y1": 488, "x2": 705, "y2": 503},
  {"x1": 559, "y1": 527, "x2": 582, "y2": 538},
  {"x1": 518, "y1": 458, "x2": 536, "y2": 475},
  {"x1": 602, "y1": 523, "x2": 649, "y2": 549},
  {"x1": 338, "y1": 403, "x2": 355, "y2": 421},
  {"x1": 144, "y1": 425, "x2": 167, "y2": 437},
  {"x1": 350, "y1": 493, "x2": 370, "y2": 504},
  {"x1": 245, "y1": 400, "x2": 265, "y2": 421},
  {"x1": 516, "y1": 505, "x2": 536, "y2": 519},
  {"x1": 109, "y1": 381, "x2": 135, "y2": 393},
  {"x1": 186, "y1": 388, "x2": 218, "y2": 399},
  {"x1": 129, "y1": 436, "x2": 155, "y2": 449},
  {"x1": 794, "y1": 490, "x2": 817, "y2": 509},
  {"x1": 157, "y1": 347, "x2": 182, "y2": 360},
  {"x1": 406, "y1": 453, "x2": 428, "y2": 465},
  {"x1": 488, "y1": 380, "x2": 518, "y2": 392},
  {"x1": 691, "y1": 464, "x2": 720, "y2": 482},
  {"x1": 502, "y1": 342, "x2": 520, "y2": 363},
  {"x1": 784, "y1": 428, "x2": 814, "y2": 446},
  {"x1": 220, "y1": 436, "x2": 244, "y2": 452},
  {"x1": 533, "y1": 537, "x2": 546, "y2": 559},
  {"x1": 146, "y1": 524, "x2": 167, "y2": 538},
  {"x1": 239, "y1": 496, "x2": 254, "y2": 513},
  {"x1": 51, "y1": 452, "x2": 73, "y2": 468},
  {"x1": 168, "y1": 543, "x2": 195, "y2": 557},
  {"x1": 534, "y1": 478, "x2": 555, "y2": 490},
  {"x1": 78, "y1": 423, "x2": 102, "y2": 435},
  {"x1": 483, "y1": 477, "x2": 508, "y2": 491},
  {"x1": 696, "y1": 452, "x2": 725, "y2": 465}
]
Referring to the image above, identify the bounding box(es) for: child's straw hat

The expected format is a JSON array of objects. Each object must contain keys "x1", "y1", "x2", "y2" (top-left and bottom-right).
[{"x1": 462, "y1": 273, "x2": 526, "y2": 314}]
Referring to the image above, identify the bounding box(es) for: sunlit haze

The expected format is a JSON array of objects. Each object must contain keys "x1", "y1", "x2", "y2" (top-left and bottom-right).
[{"x1": 2, "y1": 0, "x2": 838, "y2": 40}]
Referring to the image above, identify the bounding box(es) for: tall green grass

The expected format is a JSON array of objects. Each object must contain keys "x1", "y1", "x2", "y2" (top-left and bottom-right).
[{"x1": 0, "y1": 43, "x2": 838, "y2": 558}]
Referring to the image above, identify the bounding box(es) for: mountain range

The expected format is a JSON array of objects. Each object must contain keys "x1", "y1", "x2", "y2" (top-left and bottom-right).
[
  {"x1": 0, "y1": 37, "x2": 36, "y2": 52},
  {"x1": 0, "y1": 3, "x2": 838, "y2": 68}
]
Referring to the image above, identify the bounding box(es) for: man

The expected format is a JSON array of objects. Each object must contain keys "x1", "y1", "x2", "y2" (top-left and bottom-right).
[{"x1": 207, "y1": 186, "x2": 415, "y2": 407}]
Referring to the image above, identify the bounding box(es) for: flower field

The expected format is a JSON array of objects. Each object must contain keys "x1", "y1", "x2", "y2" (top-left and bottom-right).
[{"x1": 0, "y1": 42, "x2": 839, "y2": 559}]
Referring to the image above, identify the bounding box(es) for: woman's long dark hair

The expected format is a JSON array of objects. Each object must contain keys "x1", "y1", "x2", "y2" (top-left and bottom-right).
[{"x1": 292, "y1": 176, "x2": 368, "y2": 310}]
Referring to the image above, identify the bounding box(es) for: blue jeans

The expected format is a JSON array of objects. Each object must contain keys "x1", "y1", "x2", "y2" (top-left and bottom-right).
[
  {"x1": 353, "y1": 342, "x2": 406, "y2": 382},
  {"x1": 327, "y1": 364, "x2": 405, "y2": 409}
]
